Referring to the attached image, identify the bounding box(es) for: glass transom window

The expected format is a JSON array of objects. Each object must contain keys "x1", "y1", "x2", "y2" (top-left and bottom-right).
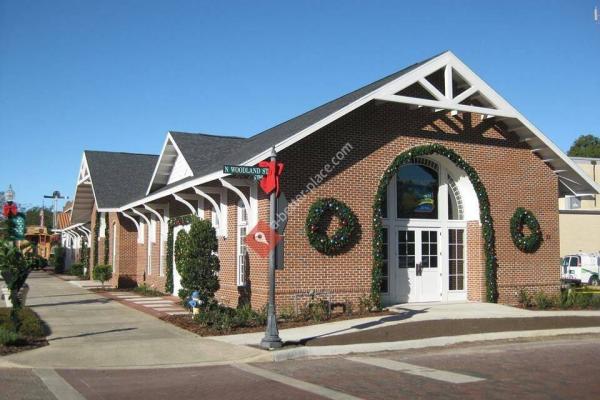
[{"x1": 396, "y1": 164, "x2": 439, "y2": 219}]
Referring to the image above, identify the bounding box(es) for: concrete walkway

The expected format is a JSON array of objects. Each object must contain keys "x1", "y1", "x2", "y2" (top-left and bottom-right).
[
  {"x1": 0, "y1": 272, "x2": 267, "y2": 369},
  {"x1": 214, "y1": 301, "x2": 600, "y2": 346}
]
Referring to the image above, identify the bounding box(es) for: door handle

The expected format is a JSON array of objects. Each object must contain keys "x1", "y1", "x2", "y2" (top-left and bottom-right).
[{"x1": 416, "y1": 262, "x2": 422, "y2": 276}]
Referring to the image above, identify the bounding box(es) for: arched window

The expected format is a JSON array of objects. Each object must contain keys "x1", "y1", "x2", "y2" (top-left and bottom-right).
[
  {"x1": 382, "y1": 158, "x2": 464, "y2": 222},
  {"x1": 396, "y1": 163, "x2": 439, "y2": 219}
]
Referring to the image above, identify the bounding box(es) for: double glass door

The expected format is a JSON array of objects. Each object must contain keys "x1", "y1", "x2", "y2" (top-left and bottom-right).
[{"x1": 395, "y1": 228, "x2": 442, "y2": 303}]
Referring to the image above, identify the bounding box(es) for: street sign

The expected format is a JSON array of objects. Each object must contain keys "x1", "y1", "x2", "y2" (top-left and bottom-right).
[
  {"x1": 223, "y1": 165, "x2": 268, "y2": 180},
  {"x1": 223, "y1": 165, "x2": 269, "y2": 176}
]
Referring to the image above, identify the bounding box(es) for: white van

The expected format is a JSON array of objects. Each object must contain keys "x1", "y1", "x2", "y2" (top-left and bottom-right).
[{"x1": 561, "y1": 253, "x2": 600, "y2": 286}]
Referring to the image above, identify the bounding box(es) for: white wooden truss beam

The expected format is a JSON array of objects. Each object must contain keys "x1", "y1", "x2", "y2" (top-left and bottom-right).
[
  {"x1": 219, "y1": 178, "x2": 258, "y2": 228},
  {"x1": 172, "y1": 194, "x2": 197, "y2": 216},
  {"x1": 121, "y1": 211, "x2": 143, "y2": 243}
]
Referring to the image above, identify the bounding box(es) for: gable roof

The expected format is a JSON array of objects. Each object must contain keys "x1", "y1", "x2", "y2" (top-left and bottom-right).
[
  {"x1": 85, "y1": 151, "x2": 158, "y2": 209},
  {"x1": 169, "y1": 131, "x2": 246, "y2": 176},
  {"x1": 121, "y1": 51, "x2": 599, "y2": 209}
]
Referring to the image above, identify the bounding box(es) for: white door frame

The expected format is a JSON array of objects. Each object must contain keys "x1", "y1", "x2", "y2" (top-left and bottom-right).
[{"x1": 381, "y1": 158, "x2": 469, "y2": 305}]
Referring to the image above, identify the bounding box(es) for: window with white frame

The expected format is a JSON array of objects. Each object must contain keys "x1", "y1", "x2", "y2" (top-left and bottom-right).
[
  {"x1": 237, "y1": 200, "x2": 248, "y2": 286},
  {"x1": 150, "y1": 218, "x2": 157, "y2": 243},
  {"x1": 99, "y1": 212, "x2": 106, "y2": 238}
]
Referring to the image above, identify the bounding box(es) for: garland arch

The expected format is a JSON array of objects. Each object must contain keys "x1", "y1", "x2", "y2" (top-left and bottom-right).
[{"x1": 372, "y1": 143, "x2": 498, "y2": 306}]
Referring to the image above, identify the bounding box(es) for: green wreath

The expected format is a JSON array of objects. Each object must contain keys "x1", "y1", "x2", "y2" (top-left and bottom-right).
[
  {"x1": 306, "y1": 198, "x2": 358, "y2": 255},
  {"x1": 510, "y1": 207, "x2": 542, "y2": 253}
]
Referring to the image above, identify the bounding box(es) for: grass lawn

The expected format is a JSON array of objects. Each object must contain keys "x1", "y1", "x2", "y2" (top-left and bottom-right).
[{"x1": 0, "y1": 307, "x2": 48, "y2": 356}]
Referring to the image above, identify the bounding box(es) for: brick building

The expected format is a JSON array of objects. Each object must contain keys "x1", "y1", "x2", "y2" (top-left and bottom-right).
[{"x1": 60, "y1": 51, "x2": 599, "y2": 307}]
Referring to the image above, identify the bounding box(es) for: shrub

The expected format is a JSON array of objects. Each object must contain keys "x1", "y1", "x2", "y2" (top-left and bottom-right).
[
  {"x1": 0, "y1": 240, "x2": 32, "y2": 328},
  {"x1": 0, "y1": 327, "x2": 20, "y2": 346},
  {"x1": 51, "y1": 246, "x2": 65, "y2": 273},
  {"x1": 174, "y1": 218, "x2": 220, "y2": 302},
  {"x1": 133, "y1": 283, "x2": 165, "y2": 297},
  {"x1": 0, "y1": 308, "x2": 45, "y2": 338},
  {"x1": 193, "y1": 303, "x2": 267, "y2": 333},
  {"x1": 93, "y1": 264, "x2": 112, "y2": 289},
  {"x1": 517, "y1": 288, "x2": 533, "y2": 308},
  {"x1": 70, "y1": 262, "x2": 84, "y2": 277},
  {"x1": 358, "y1": 293, "x2": 375, "y2": 314},
  {"x1": 278, "y1": 305, "x2": 296, "y2": 321},
  {"x1": 534, "y1": 291, "x2": 555, "y2": 310}
]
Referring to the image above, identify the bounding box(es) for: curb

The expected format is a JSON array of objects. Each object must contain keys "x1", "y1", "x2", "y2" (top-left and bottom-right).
[{"x1": 269, "y1": 326, "x2": 600, "y2": 362}]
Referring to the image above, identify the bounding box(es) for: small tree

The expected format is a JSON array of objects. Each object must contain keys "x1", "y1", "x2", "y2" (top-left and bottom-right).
[
  {"x1": 174, "y1": 217, "x2": 220, "y2": 303},
  {"x1": 0, "y1": 239, "x2": 33, "y2": 329},
  {"x1": 93, "y1": 264, "x2": 112, "y2": 289},
  {"x1": 567, "y1": 134, "x2": 600, "y2": 158}
]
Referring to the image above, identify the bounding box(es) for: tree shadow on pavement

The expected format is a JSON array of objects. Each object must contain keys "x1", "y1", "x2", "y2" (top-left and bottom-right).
[
  {"x1": 290, "y1": 307, "x2": 429, "y2": 346},
  {"x1": 49, "y1": 328, "x2": 137, "y2": 341},
  {"x1": 29, "y1": 298, "x2": 113, "y2": 308}
]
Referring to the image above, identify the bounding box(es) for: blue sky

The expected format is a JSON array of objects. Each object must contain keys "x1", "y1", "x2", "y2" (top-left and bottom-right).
[{"x1": 1, "y1": 0, "x2": 599, "y2": 209}]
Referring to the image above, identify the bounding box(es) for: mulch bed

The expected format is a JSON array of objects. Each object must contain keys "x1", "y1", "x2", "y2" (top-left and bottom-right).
[
  {"x1": 304, "y1": 316, "x2": 600, "y2": 346},
  {"x1": 160, "y1": 310, "x2": 393, "y2": 337},
  {"x1": 0, "y1": 338, "x2": 48, "y2": 356}
]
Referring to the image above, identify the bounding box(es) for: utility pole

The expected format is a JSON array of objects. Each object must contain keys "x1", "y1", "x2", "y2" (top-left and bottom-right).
[{"x1": 43, "y1": 191, "x2": 65, "y2": 230}]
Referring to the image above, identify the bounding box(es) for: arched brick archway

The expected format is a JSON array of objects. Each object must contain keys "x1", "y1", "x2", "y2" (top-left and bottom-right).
[{"x1": 372, "y1": 143, "x2": 498, "y2": 305}]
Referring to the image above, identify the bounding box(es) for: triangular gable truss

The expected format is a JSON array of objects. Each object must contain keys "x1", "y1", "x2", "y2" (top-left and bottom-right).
[
  {"x1": 147, "y1": 132, "x2": 193, "y2": 194},
  {"x1": 77, "y1": 154, "x2": 91, "y2": 185},
  {"x1": 369, "y1": 52, "x2": 599, "y2": 196}
]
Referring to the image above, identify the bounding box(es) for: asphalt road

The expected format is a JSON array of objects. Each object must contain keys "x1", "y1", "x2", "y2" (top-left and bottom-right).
[{"x1": 2, "y1": 335, "x2": 600, "y2": 400}]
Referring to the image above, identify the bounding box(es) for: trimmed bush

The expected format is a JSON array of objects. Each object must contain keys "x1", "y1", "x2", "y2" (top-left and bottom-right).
[
  {"x1": 0, "y1": 307, "x2": 45, "y2": 338},
  {"x1": 0, "y1": 327, "x2": 20, "y2": 346},
  {"x1": 51, "y1": 246, "x2": 65, "y2": 273},
  {"x1": 92, "y1": 264, "x2": 112, "y2": 289},
  {"x1": 174, "y1": 218, "x2": 220, "y2": 302},
  {"x1": 70, "y1": 262, "x2": 84, "y2": 277}
]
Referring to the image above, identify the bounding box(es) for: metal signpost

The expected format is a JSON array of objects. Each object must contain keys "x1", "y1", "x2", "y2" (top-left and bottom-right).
[{"x1": 223, "y1": 152, "x2": 283, "y2": 349}]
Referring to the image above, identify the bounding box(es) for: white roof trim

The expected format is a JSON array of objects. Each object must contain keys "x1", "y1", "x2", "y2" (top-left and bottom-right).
[
  {"x1": 119, "y1": 51, "x2": 599, "y2": 210},
  {"x1": 146, "y1": 132, "x2": 194, "y2": 195}
]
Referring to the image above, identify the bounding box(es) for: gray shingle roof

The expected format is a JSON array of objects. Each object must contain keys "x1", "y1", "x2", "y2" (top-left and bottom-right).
[
  {"x1": 169, "y1": 132, "x2": 246, "y2": 175},
  {"x1": 146, "y1": 55, "x2": 439, "y2": 198},
  {"x1": 85, "y1": 151, "x2": 158, "y2": 208}
]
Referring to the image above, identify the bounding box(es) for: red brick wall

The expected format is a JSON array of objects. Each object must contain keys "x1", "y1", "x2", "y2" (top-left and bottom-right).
[
  {"x1": 215, "y1": 102, "x2": 560, "y2": 308},
  {"x1": 143, "y1": 217, "x2": 167, "y2": 291}
]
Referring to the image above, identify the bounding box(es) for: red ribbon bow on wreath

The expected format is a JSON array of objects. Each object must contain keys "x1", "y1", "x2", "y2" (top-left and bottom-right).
[
  {"x1": 3, "y1": 203, "x2": 17, "y2": 218},
  {"x1": 258, "y1": 160, "x2": 284, "y2": 196}
]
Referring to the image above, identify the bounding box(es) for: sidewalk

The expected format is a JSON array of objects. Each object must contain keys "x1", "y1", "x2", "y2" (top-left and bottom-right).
[
  {"x1": 0, "y1": 271, "x2": 268, "y2": 369},
  {"x1": 213, "y1": 302, "x2": 600, "y2": 346}
]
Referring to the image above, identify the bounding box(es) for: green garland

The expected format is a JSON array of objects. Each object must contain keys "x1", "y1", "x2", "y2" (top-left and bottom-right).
[
  {"x1": 93, "y1": 211, "x2": 100, "y2": 267},
  {"x1": 103, "y1": 213, "x2": 109, "y2": 265},
  {"x1": 305, "y1": 198, "x2": 358, "y2": 255},
  {"x1": 165, "y1": 214, "x2": 195, "y2": 294},
  {"x1": 372, "y1": 144, "x2": 498, "y2": 306},
  {"x1": 510, "y1": 207, "x2": 542, "y2": 253}
]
